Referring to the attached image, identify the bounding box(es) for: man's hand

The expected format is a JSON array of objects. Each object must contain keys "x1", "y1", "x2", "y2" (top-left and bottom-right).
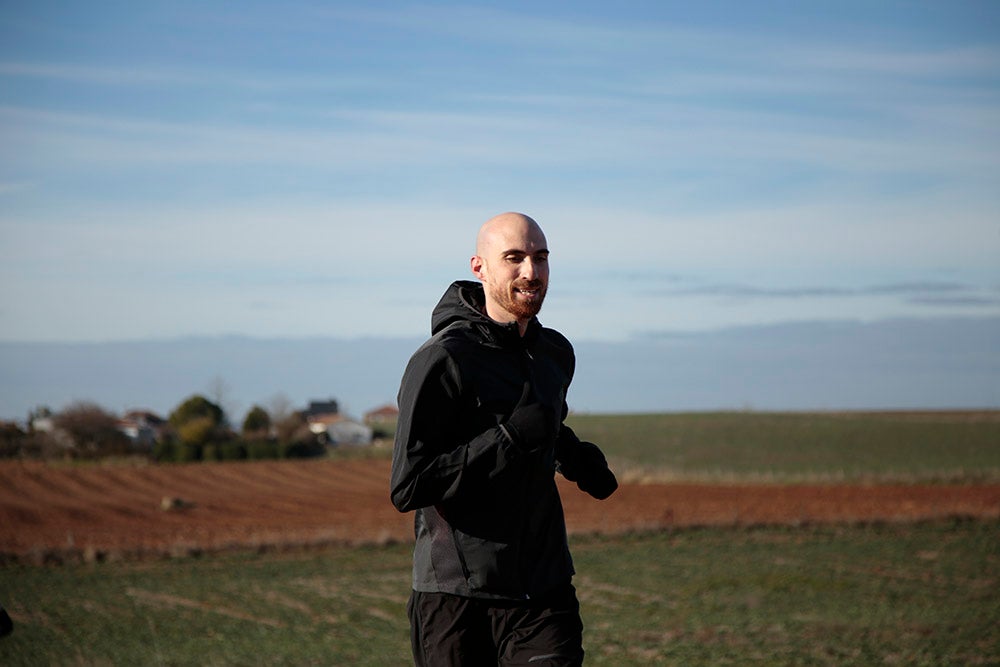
[
  {"x1": 503, "y1": 382, "x2": 558, "y2": 451},
  {"x1": 576, "y1": 455, "x2": 618, "y2": 500},
  {"x1": 557, "y1": 440, "x2": 619, "y2": 500}
]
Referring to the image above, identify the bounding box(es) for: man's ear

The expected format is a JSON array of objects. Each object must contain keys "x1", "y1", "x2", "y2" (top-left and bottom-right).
[{"x1": 470, "y1": 255, "x2": 486, "y2": 280}]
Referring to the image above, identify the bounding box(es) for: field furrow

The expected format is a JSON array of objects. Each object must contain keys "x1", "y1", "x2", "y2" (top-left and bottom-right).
[{"x1": 2, "y1": 458, "x2": 998, "y2": 565}]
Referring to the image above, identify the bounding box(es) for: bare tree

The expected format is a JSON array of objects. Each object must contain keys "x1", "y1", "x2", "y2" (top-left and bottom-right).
[
  {"x1": 207, "y1": 376, "x2": 237, "y2": 428},
  {"x1": 268, "y1": 392, "x2": 293, "y2": 424}
]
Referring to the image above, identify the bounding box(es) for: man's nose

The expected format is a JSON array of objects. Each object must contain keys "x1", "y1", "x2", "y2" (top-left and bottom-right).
[{"x1": 520, "y1": 258, "x2": 539, "y2": 280}]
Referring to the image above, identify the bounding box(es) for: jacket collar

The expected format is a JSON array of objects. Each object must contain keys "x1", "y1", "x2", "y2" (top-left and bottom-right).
[{"x1": 431, "y1": 280, "x2": 541, "y2": 347}]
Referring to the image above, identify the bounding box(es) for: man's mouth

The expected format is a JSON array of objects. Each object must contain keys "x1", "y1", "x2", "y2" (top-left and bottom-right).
[{"x1": 514, "y1": 285, "x2": 542, "y2": 299}]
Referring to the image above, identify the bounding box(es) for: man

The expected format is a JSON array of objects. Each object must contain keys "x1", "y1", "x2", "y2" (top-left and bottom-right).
[{"x1": 390, "y1": 212, "x2": 618, "y2": 666}]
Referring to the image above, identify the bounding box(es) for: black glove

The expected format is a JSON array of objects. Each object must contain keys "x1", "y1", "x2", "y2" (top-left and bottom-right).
[
  {"x1": 560, "y1": 441, "x2": 618, "y2": 500},
  {"x1": 577, "y1": 463, "x2": 618, "y2": 500},
  {"x1": 503, "y1": 381, "x2": 558, "y2": 452},
  {"x1": 0, "y1": 604, "x2": 12, "y2": 639}
]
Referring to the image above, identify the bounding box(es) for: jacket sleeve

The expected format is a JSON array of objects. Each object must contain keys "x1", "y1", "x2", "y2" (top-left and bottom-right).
[{"x1": 390, "y1": 343, "x2": 519, "y2": 513}]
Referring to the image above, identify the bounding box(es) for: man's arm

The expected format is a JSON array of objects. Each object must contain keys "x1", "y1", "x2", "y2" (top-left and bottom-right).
[{"x1": 390, "y1": 345, "x2": 524, "y2": 513}]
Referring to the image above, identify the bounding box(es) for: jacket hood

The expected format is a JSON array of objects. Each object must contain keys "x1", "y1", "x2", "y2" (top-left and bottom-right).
[{"x1": 430, "y1": 280, "x2": 539, "y2": 344}]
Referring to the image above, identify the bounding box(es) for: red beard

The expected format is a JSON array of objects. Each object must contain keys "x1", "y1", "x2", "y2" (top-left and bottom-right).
[{"x1": 489, "y1": 279, "x2": 546, "y2": 320}]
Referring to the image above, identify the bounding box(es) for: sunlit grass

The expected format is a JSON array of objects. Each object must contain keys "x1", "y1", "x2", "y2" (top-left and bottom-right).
[
  {"x1": 2, "y1": 520, "x2": 997, "y2": 666},
  {"x1": 567, "y1": 411, "x2": 1000, "y2": 482}
]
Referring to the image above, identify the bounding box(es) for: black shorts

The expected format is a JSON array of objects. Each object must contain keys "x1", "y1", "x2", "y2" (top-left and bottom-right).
[{"x1": 407, "y1": 584, "x2": 585, "y2": 666}]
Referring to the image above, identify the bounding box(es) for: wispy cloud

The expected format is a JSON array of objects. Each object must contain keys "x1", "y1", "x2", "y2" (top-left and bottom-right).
[
  {"x1": 0, "y1": 61, "x2": 382, "y2": 94},
  {"x1": 0, "y1": 62, "x2": 206, "y2": 86},
  {"x1": 649, "y1": 280, "x2": 1000, "y2": 309},
  {"x1": 910, "y1": 295, "x2": 1000, "y2": 307}
]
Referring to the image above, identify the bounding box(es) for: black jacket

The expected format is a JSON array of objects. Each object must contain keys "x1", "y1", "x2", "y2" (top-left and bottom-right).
[{"x1": 390, "y1": 281, "x2": 616, "y2": 600}]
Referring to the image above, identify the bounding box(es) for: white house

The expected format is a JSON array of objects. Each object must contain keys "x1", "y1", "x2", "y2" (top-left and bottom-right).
[
  {"x1": 325, "y1": 419, "x2": 373, "y2": 446},
  {"x1": 302, "y1": 398, "x2": 372, "y2": 446}
]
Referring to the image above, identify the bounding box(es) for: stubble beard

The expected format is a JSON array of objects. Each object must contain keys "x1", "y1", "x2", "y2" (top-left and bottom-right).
[{"x1": 488, "y1": 279, "x2": 546, "y2": 321}]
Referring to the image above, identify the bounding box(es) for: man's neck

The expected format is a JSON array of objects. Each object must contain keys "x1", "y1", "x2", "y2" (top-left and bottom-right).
[{"x1": 481, "y1": 304, "x2": 529, "y2": 337}]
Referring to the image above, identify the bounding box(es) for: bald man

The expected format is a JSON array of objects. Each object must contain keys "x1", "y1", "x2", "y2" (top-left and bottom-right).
[{"x1": 391, "y1": 212, "x2": 618, "y2": 666}]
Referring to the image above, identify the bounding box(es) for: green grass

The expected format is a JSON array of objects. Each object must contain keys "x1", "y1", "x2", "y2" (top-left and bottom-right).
[
  {"x1": 566, "y1": 411, "x2": 1000, "y2": 482},
  {"x1": 0, "y1": 544, "x2": 414, "y2": 666},
  {"x1": 2, "y1": 520, "x2": 997, "y2": 666},
  {"x1": 573, "y1": 520, "x2": 999, "y2": 665},
  {"x1": 108, "y1": 410, "x2": 1000, "y2": 483}
]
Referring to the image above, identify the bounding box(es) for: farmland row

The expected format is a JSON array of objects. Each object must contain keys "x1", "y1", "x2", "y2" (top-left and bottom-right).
[{"x1": 3, "y1": 458, "x2": 999, "y2": 565}]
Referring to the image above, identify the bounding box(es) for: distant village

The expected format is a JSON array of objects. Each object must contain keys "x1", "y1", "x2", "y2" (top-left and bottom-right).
[
  {"x1": 0, "y1": 396, "x2": 399, "y2": 462},
  {"x1": 107, "y1": 398, "x2": 401, "y2": 449}
]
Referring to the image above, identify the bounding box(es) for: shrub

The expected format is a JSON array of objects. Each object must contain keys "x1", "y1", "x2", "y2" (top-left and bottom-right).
[
  {"x1": 242, "y1": 405, "x2": 271, "y2": 437},
  {"x1": 176, "y1": 416, "x2": 217, "y2": 448},
  {"x1": 282, "y1": 439, "x2": 326, "y2": 459},
  {"x1": 153, "y1": 440, "x2": 177, "y2": 462},
  {"x1": 245, "y1": 439, "x2": 280, "y2": 460},
  {"x1": 175, "y1": 443, "x2": 203, "y2": 463},
  {"x1": 0, "y1": 422, "x2": 26, "y2": 458},
  {"x1": 217, "y1": 441, "x2": 247, "y2": 461},
  {"x1": 169, "y1": 395, "x2": 225, "y2": 431},
  {"x1": 53, "y1": 402, "x2": 131, "y2": 459}
]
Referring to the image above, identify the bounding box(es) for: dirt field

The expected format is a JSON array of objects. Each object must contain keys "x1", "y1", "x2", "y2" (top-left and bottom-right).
[{"x1": 2, "y1": 458, "x2": 998, "y2": 564}]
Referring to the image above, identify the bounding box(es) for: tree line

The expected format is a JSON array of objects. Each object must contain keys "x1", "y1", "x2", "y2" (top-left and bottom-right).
[{"x1": 0, "y1": 394, "x2": 354, "y2": 463}]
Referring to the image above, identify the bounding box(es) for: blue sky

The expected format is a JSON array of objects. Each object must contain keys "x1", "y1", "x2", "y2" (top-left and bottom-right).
[{"x1": 2, "y1": 1, "x2": 999, "y2": 344}]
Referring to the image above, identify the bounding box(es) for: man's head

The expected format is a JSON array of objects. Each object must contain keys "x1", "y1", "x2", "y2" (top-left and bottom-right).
[{"x1": 471, "y1": 212, "x2": 550, "y2": 334}]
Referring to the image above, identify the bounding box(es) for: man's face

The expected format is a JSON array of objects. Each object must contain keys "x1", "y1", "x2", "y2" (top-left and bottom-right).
[{"x1": 472, "y1": 217, "x2": 550, "y2": 325}]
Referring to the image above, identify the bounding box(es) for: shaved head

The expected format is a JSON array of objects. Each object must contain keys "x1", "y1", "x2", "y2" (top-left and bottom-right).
[{"x1": 476, "y1": 212, "x2": 545, "y2": 257}]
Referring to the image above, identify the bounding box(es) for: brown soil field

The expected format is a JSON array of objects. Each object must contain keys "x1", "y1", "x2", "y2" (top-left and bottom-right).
[{"x1": 2, "y1": 458, "x2": 998, "y2": 565}]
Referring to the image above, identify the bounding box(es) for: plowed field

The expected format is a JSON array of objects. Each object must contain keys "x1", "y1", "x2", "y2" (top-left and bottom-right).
[{"x1": 2, "y1": 459, "x2": 998, "y2": 564}]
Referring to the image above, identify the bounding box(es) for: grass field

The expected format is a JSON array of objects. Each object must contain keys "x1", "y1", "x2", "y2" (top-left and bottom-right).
[
  {"x1": 566, "y1": 411, "x2": 1000, "y2": 482},
  {"x1": 2, "y1": 519, "x2": 997, "y2": 666}
]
